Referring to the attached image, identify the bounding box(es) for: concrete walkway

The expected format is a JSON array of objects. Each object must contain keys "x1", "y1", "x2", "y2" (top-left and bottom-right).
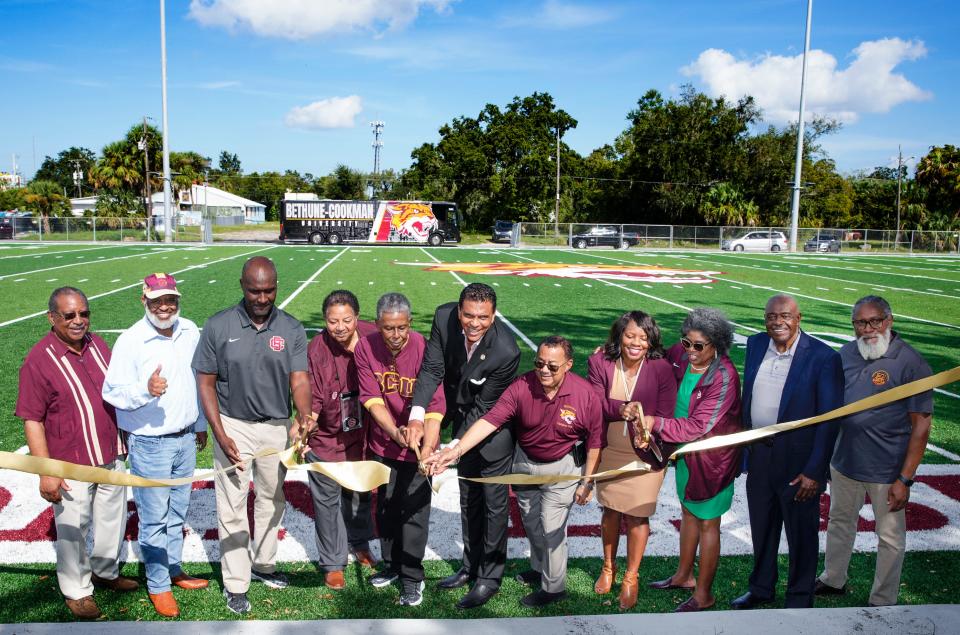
[{"x1": 2, "y1": 604, "x2": 954, "y2": 635}]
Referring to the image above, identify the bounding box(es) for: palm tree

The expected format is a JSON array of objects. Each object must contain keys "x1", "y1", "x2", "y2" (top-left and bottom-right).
[
  {"x1": 702, "y1": 183, "x2": 760, "y2": 226},
  {"x1": 23, "y1": 179, "x2": 69, "y2": 234},
  {"x1": 89, "y1": 141, "x2": 143, "y2": 191}
]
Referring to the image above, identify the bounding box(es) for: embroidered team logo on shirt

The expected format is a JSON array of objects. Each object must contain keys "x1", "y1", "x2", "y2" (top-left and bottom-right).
[
  {"x1": 872, "y1": 370, "x2": 889, "y2": 386},
  {"x1": 269, "y1": 336, "x2": 285, "y2": 352},
  {"x1": 558, "y1": 406, "x2": 577, "y2": 427}
]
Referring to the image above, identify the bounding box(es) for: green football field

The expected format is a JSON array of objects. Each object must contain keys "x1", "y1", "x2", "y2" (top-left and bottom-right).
[{"x1": 0, "y1": 241, "x2": 958, "y2": 622}]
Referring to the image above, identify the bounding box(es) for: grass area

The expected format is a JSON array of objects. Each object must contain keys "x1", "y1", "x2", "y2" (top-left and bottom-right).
[{"x1": 0, "y1": 551, "x2": 954, "y2": 622}]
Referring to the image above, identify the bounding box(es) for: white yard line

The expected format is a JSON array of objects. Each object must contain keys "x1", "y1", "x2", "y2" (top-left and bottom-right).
[
  {"x1": 277, "y1": 247, "x2": 349, "y2": 310},
  {"x1": 927, "y1": 444, "x2": 960, "y2": 462},
  {"x1": 686, "y1": 254, "x2": 960, "y2": 301},
  {"x1": 572, "y1": 250, "x2": 960, "y2": 331},
  {"x1": 0, "y1": 251, "x2": 155, "y2": 280},
  {"x1": 720, "y1": 253, "x2": 960, "y2": 285},
  {"x1": 0, "y1": 246, "x2": 274, "y2": 328},
  {"x1": 420, "y1": 247, "x2": 537, "y2": 351},
  {"x1": 0, "y1": 246, "x2": 112, "y2": 260}
]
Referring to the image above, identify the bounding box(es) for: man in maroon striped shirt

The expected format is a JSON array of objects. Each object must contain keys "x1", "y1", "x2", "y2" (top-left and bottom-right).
[
  {"x1": 16, "y1": 287, "x2": 137, "y2": 620},
  {"x1": 354, "y1": 292, "x2": 445, "y2": 607}
]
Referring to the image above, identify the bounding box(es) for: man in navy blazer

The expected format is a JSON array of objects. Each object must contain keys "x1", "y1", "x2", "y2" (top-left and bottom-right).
[{"x1": 731, "y1": 294, "x2": 844, "y2": 610}]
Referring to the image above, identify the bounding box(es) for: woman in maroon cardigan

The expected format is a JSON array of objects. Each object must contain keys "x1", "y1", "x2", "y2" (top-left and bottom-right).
[
  {"x1": 640, "y1": 307, "x2": 742, "y2": 612},
  {"x1": 587, "y1": 311, "x2": 678, "y2": 610}
]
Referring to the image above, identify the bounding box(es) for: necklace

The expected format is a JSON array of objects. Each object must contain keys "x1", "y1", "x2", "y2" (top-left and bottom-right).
[
  {"x1": 618, "y1": 357, "x2": 643, "y2": 436},
  {"x1": 689, "y1": 362, "x2": 710, "y2": 372}
]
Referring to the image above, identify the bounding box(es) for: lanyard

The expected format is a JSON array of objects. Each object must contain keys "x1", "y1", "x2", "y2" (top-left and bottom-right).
[{"x1": 617, "y1": 358, "x2": 642, "y2": 436}]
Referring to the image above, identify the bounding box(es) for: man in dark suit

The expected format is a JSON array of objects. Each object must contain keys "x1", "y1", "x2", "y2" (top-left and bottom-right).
[
  {"x1": 407, "y1": 283, "x2": 521, "y2": 609},
  {"x1": 731, "y1": 294, "x2": 844, "y2": 610}
]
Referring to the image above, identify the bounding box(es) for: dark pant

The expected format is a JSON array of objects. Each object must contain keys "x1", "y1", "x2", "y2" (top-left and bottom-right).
[
  {"x1": 746, "y1": 444, "x2": 822, "y2": 608},
  {"x1": 456, "y1": 449, "x2": 512, "y2": 589},
  {"x1": 306, "y1": 452, "x2": 374, "y2": 572},
  {"x1": 376, "y1": 455, "x2": 432, "y2": 585}
]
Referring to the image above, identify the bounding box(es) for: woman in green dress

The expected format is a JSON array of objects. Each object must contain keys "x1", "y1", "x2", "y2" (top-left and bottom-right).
[{"x1": 635, "y1": 307, "x2": 742, "y2": 612}]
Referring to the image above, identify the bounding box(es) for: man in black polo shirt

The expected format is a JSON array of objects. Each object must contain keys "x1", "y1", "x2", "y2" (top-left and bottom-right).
[{"x1": 192, "y1": 256, "x2": 312, "y2": 615}]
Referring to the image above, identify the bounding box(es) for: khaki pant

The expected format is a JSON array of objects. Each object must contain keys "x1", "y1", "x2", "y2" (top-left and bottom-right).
[
  {"x1": 213, "y1": 414, "x2": 289, "y2": 594},
  {"x1": 53, "y1": 458, "x2": 127, "y2": 600},
  {"x1": 512, "y1": 446, "x2": 580, "y2": 594},
  {"x1": 819, "y1": 466, "x2": 906, "y2": 606}
]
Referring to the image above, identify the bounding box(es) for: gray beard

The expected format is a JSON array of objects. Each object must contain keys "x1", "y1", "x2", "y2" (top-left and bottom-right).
[
  {"x1": 857, "y1": 329, "x2": 891, "y2": 360},
  {"x1": 145, "y1": 308, "x2": 179, "y2": 331}
]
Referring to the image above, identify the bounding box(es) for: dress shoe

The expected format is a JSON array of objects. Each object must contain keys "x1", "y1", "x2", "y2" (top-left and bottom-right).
[
  {"x1": 730, "y1": 591, "x2": 774, "y2": 610},
  {"x1": 814, "y1": 579, "x2": 847, "y2": 596},
  {"x1": 438, "y1": 568, "x2": 472, "y2": 590},
  {"x1": 325, "y1": 570, "x2": 346, "y2": 590},
  {"x1": 515, "y1": 570, "x2": 541, "y2": 587},
  {"x1": 91, "y1": 573, "x2": 139, "y2": 592},
  {"x1": 648, "y1": 575, "x2": 696, "y2": 591},
  {"x1": 520, "y1": 589, "x2": 567, "y2": 608},
  {"x1": 619, "y1": 571, "x2": 639, "y2": 611},
  {"x1": 676, "y1": 595, "x2": 714, "y2": 612},
  {"x1": 456, "y1": 582, "x2": 498, "y2": 609},
  {"x1": 171, "y1": 573, "x2": 208, "y2": 590},
  {"x1": 594, "y1": 559, "x2": 616, "y2": 594},
  {"x1": 64, "y1": 595, "x2": 102, "y2": 619},
  {"x1": 350, "y1": 548, "x2": 378, "y2": 568},
  {"x1": 149, "y1": 591, "x2": 180, "y2": 618}
]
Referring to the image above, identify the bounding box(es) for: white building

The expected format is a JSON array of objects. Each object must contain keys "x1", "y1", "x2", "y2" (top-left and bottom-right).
[{"x1": 152, "y1": 184, "x2": 266, "y2": 225}]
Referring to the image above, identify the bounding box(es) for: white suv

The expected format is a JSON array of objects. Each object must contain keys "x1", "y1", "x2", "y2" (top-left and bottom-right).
[{"x1": 722, "y1": 231, "x2": 787, "y2": 252}]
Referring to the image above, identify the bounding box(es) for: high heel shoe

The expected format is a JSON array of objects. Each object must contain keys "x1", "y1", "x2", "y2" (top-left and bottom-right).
[
  {"x1": 594, "y1": 559, "x2": 616, "y2": 594},
  {"x1": 619, "y1": 571, "x2": 639, "y2": 610}
]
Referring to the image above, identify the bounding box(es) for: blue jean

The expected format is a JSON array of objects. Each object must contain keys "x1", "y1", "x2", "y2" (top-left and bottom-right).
[{"x1": 128, "y1": 431, "x2": 196, "y2": 594}]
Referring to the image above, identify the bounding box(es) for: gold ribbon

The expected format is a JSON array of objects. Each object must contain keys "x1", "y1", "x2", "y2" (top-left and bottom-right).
[
  {"x1": 0, "y1": 445, "x2": 393, "y2": 493},
  {"x1": 671, "y1": 365, "x2": 960, "y2": 459}
]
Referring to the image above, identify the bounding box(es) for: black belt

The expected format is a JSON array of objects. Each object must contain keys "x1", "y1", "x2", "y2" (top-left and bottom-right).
[
  {"x1": 136, "y1": 427, "x2": 192, "y2": 439},
  {"x1": 251, "y1": 416, "x2": 275, "y2": 423}
]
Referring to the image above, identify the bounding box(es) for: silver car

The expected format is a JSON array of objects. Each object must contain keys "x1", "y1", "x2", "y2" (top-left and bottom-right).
[{"x1": 721, "y1": 230, "x2": 788, "y2": 252}]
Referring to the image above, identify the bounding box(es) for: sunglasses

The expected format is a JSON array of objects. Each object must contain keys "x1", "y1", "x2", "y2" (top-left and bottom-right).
[
  {"x1": 53, "y1": 310, "x2": 91, "y2": 321},
  {"x1": 852, "y1": 317, "x2": 888, "y2": 330},
  {"x1": 533, "y1": 360, "x2": 564, "y2": 373},
  {"x1": 680, "y1": 337, "x2": 709, "y2": 352}
]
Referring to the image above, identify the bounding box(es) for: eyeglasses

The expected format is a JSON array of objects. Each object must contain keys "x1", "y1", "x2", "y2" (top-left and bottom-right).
[
  {"x1": 533, "y1": 360, "x2": 564, "y2": 373},
  {"x1": 852, "y1": 316, "x2": 888, "y2": 330},
  {"x1": 146, "y1": 296, "x2": 180, "y2": 309},
  {"x1": 52, "y1": 310, "x2": 90, "y2": 321},
  {"x1": 680, "y1": 337, "x2": 709, "y2": 352}
]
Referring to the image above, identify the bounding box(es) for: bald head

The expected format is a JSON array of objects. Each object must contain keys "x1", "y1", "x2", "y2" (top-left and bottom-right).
[
  {"x1": 240, "y1": 256, "x2": 278, "y2": 324},
  {"x1": 764, "y1": 294, "x2": 801, "y2": 352}
]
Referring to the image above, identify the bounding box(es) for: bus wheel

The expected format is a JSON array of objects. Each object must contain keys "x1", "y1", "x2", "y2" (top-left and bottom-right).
[
  {"x1": 309, "y1": 232, "x2": 324, "y2": 245},
  {"x1": 327, "y1": 232, "x2": 342, "y2": 245},
  {"x1": 427, "y1": 233, "x2": 443, "y2": 247}
]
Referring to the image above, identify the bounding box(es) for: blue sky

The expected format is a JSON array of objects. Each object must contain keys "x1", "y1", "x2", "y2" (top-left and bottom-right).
[{"x1": 1, "y1": 0, "x2": 956, "y2": 181}]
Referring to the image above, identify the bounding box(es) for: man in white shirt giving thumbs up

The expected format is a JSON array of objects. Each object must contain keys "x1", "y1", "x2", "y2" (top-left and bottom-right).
[{"x1": 102, "y1": 273, "x2": 209, "y2": 618}]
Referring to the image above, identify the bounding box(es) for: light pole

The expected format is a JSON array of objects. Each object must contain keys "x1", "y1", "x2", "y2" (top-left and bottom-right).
[
  {"x1": 159, "y1": 0, "x2": 173, "y2": 243},
  {"x1": 554, "y1": 126, "x2": 560, "y2": 239},
  {"x1": 788, "y1": 0, "x2": 813, "y2": 252},
  {"x1": 894, "y1": 145, "x2": 914, "y2": 250},
  {"x1": 138, "y1": 116, "x2": 154, "y2": 242},
  {"x1": 71, "y1": 160, "x2": 83, "y2": 197}
]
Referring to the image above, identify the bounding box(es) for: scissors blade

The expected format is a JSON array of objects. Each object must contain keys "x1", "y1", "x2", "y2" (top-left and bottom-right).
[{"x1": 643, "y1": 428, "x2": 663, "y2": 463}]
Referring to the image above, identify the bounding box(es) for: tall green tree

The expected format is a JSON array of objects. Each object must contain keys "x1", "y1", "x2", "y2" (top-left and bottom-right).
[
  {"x1": 324, "y1": 164, "x2": 365, "y2": 200},
  {"x1": 915, "y1": 144, "x2": 960, "y2": 219},
  {"x1": 23, "y1": 179, "x2": 70, "y2": 232},
  {"x1": 34, "y1": 147, "x2": 97, "y2": 196}
]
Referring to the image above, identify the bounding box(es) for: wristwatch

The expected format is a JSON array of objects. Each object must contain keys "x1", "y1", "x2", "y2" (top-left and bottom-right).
[{"x1": 896, "y1": 474, "x2": 914, "y2": 487}]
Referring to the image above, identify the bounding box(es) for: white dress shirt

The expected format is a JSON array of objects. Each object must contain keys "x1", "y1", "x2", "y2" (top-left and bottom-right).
[
  {"x1": 102, "y1": 316, "x2": 207, "y2": 435},
  {"x1": 750, "y1": 333, "x2": 800, "y2": 428}
]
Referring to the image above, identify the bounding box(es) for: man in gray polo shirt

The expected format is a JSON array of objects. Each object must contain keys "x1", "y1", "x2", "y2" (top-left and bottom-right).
[
  {"x1": 816, "y1": 296, "x2": 933, "y2": 606},
  {"x1": 192, "y1": 256, "x2": 312, "y2": 615}
]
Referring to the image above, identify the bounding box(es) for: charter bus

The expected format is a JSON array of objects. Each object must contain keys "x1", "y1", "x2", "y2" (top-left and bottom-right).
[{"x1": 279, "y1": 195, "x2": 461, "y2": 246}]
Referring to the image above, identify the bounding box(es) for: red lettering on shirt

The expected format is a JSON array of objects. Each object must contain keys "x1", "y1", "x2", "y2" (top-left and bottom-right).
[{"x1": 269, "y1": 336, "x2": 285, "y2": 352}]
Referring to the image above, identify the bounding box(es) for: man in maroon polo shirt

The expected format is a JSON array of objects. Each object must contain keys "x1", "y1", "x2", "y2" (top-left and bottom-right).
[
  {"x1": 16, "y1": 287, "x2": 138, "y2": 620},
  {"x1": 426, "y1": 335, "x2": 602, "y2": 608},
  {"x1": 354, "y1": 292, "x2": 445, "y2": 607},
  {"x1": 304, "y1": 289, "x2": 378, "y2": 589}
]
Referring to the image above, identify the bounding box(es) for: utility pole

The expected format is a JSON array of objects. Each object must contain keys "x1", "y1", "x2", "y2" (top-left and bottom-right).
[
  {"x1": 71, "y1": 160, "x2": 83, "y2": 197},
  {"x1": 371, "y1": 120, "x2": 384, "y2": 197},
  {"x1": 788, "y1": 0, "x2": 813, "y2": 252},
  {"x1": 895, "y1": 145, "x2": 903, "y2": 251},
  {"x1": 554, "y1": 127, "x2": 560, "y2": 237},
  {"x1": 139, "y1": 117, "x2": 153, "y2": 242}
]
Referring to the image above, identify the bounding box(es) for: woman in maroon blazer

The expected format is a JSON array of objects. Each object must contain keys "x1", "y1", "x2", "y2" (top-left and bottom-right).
[{"x1": 587, "y1": 311, "x2": 678, "y2": 610}]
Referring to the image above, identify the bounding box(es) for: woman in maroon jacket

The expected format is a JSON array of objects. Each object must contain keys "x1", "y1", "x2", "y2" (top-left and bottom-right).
[
  {"x1": 587, "y1": 311, "x2": 678, "y2": 610},
  {"x1": 640, "y1": 307, "x2": 742, "y2": 612}
]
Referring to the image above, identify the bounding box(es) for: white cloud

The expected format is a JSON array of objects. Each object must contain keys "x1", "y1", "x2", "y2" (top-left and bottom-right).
[
  {"x1": 681, "y1": 38, "x2": 932, "y2": 124},
  {"x1": 199, "y1": 80, "x2": 241, "y2": 90},
  {"x1": 284, "y1": 95, "x2": 363, "y2": 129},
  {"x1": 188, "y1": 0, "x2": 454, "y2": 40}
]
